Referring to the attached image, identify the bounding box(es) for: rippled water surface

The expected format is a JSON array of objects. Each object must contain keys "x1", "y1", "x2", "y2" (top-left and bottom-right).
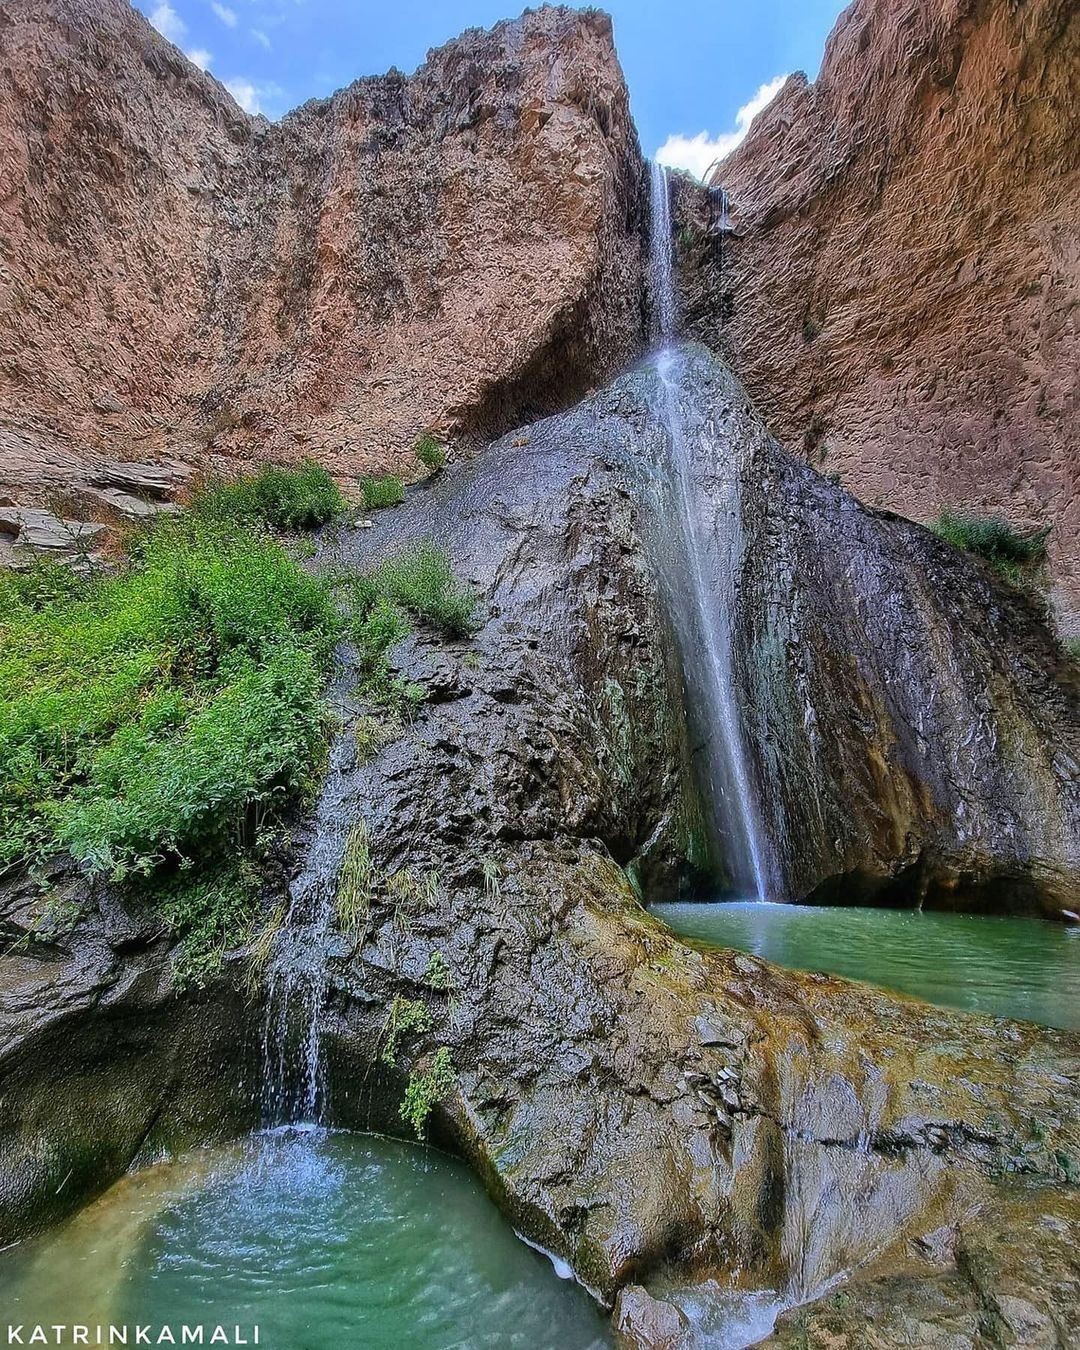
[
  {"x1": 653, "y1": 901, "x2": 1080, "y2": 1030},
  {"x1": 0, "y1": 1130, "x2": 609, "y2": 1349}
]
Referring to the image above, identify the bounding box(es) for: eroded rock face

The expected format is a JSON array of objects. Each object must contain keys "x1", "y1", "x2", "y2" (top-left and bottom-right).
[
  {"x1": 683, "y1": 0, "x2": 1080, "y2": 632},
  {"x1": 0, "y1": 865, "x2": 258, "y2": 1244},
  {"x1": 483, "y1": 342, "x2": 1079, "y2": 916},
  {"x1": 761, "y1": 1188, "x2": 1080, "y2": 1349},
  {"x1": 302, "y1": 359, "x2": 1079, "y2": 1332},
  {"x1": 0, "y1": 0, "x2": 644, "y2": 496}
]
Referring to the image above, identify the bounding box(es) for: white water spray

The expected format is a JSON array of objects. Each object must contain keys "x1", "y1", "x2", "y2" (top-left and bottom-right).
[{"x1": 647, "y1": 161, "x2": 774, "y2": 899}]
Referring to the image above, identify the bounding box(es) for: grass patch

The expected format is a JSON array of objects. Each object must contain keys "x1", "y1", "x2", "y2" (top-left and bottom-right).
[
  {"x1": 400, "y1": 1047, "x2": 454, "y2": 1139},
  {"x1": 930, "y1": 509, "x2": 1050, "y2": 586},
  {"x1": 414, "y1": 435, "x2": 447, "y2": 474},
  {"x1": 360, "y1": 476, "x2": 405, "y2": 510},
  {"x1": 366, "y1": 543, "x2": 478, "y2": 637},
  {"x1": 336, "y1": 821, "x2": 372, "y2": 934},
  {"x1": 194, "y1": 460, "x2": 346, "y2": 530}
]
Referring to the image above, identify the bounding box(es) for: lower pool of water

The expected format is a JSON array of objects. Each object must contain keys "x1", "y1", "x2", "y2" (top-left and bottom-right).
[
  {"x1": 0, "y1": 1130, "x2": 610, "y2": 1349},
  {"x1": 652, "y1": 901, "x2": 1080, "y2": 1030}
]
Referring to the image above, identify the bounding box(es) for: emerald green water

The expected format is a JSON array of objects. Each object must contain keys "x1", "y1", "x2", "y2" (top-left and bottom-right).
[
  {"x1": 653, "y1": 901, "x2": 1080, "y2": 1030},
  {"x1": 0, "y1": 1130, "x2": 609, "y2": 1348}
]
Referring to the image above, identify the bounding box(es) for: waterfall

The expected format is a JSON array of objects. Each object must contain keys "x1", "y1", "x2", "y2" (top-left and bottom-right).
[
  {"x1": 649, "y1": 160, "x2": 678, "y2": 342},
  {"x1": 261, "y1": 729, "x2": 354, "y2": 1127},
  {"x1": 646, "y1": 161, "x2": 775, "y2": 899}
]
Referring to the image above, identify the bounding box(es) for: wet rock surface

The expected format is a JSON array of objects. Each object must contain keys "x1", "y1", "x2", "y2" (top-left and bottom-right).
[
  {"x1": 682, "y1": 0, "x2": 1080, "y2": 631},
  {"x1": 761, "y1": 1187, "x2": 1080, "y2": 1348},
  {"x1": 0, "y1": 0, "x2": 644, "y2": 498},
  {"x1": 300, "y1": 352, "x2": 1079, "y2": 1334},
  {"x1": 0, "y1": 866, "x2": 258, "y2": 1244},
  {"x1": 0, "y1": 343, "x2": 1076, "y2": 1342}
]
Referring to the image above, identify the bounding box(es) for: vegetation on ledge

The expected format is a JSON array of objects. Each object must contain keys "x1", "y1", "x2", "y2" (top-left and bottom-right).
[
  {"x1": 0, "y1": 464, "x2": 478, "y2": 986},
  {"x1": 930, "y1": 509, "x2": 1050, "y2": 587}
]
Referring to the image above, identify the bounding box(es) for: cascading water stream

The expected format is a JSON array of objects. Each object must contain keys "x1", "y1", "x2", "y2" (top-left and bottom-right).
[
  {"x1": 647, "y1": 161, "x2": 775, "y2": 899},
  {"x1": 261, "y1": 718, "x2": 356, "y2": 1128}
]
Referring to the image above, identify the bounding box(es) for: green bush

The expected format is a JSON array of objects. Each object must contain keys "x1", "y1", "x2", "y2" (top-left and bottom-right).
[
  {"x1": 360, "y1": 476, "x2": 405, "y2": 510},
  {"x1": 930, "y1": 509, "x2": 1050, "y2": 585},
  {"x1": 150, "y1": 863, "x2": 258, "y2": 988},
  {"x1": 0, "y1": 510, "x2": 340, "y2": 882},
  {"x1": 400, "y1": 1047, "x2": 454, "y2": 1139},
  {"x1": 194, "y1": 460, "x2": 346, "y2": 530},
  {"x1": 368, "y1": 542, "x2": 478, "y2": 637},
  {"x1": 414, "y1": 435, "x2": 447, "y2": 474}
]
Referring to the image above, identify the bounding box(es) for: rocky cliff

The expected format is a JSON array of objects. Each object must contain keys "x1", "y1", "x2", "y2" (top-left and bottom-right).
[
  {"x1": 685, "y1": 0, "x2": 1080, "y2": 632},
  {"x1": 2, "y1": 344, "x2": 1078, "y2": 1344},
  {"x1": 0, "y1": 0, "x2": 644, "y2": 500}
]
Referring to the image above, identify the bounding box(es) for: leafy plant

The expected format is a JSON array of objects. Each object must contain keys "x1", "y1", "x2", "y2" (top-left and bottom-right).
[
  {"x1": 0, "y1": 483, "x2": 345, "y2": 983},
  {"x1": 360, "y1": 476, "x2": 405, "y2": 510},
  {"x1": 424, "y1": 949, "x2": 452, "y2": 991},
  {"x1": 193, "y1": 460, "x2": 346, "y2": 531},
  {"x1": 381, "y1": 995, "x2": 432, "y2": 1065},
  {"x1": 930, "y1": 510, "x2": 1050, "y2": 585},
  {"x1": 400, "y1": 1047, "x2": 454, "y2": 1139},
  {"x1": 151, "y1": 863, "x2": 258, "y2": 989},
  {"x1": 414, "y1": 435, "x2": 447, "y2": 474}
]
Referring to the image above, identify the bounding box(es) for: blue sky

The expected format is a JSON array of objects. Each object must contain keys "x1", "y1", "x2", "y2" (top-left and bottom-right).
[{"x1": 138, "y1": 1, "x2": 848, "y2": 177}]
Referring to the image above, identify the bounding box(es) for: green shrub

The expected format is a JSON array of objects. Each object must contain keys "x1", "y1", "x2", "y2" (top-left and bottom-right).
[
  {"x1": 0, "y1": 509, "x2": 340, "y2": 883},
  {"x1": 400, "y1": 1047, "x2": 454, "y2": 1139},
  {"x1": 194, "y1": 460, "x2": 346, "y2": 530},
  {"x1": 381, "y1": 995, "x2": 432, "y2": 1065},
  {"x1": 424, "y1": 949, "x2": 452, "y2": 991},
  {"x1": 151, "y1": 863, "x2": 258, "y2": 988},
  {"x1": 930, "y1": 509, "x2": 1050, "y2": 585},
  {"x1": 360, "y1": 476, "x2": 405, "y2": 510},
  {"x1": 414, "y1": 435, "x2": 447, "y2": 474},
  {"x1": 368, "y1": 542, "x2": 478, "y2": 636},
  {"x1": 1064, "y1": 638, "x2": 1080, "y2": 664}
]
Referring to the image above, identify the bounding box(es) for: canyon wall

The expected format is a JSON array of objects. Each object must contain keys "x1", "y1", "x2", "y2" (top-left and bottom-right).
[
  {"x1": 0, "y1": 0, "x2": 644, "y2": 499},
  {"x1": 688, "y1": 0, "x2": 1079, "y2": 631}
]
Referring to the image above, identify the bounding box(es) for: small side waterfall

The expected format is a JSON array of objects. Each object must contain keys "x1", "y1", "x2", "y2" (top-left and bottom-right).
[
  {"x1": 261, "y1": 730, "x2": 355, "y2": 1127},
  {"x1": 647, "y1": 162, "x2": 775, "y2": 899}
]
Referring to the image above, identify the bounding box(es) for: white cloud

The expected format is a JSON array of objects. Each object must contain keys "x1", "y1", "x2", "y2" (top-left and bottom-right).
[
  {"x1": 224, "y1": 77, "x2": 261, "y2": 113},
  {"x1": 149, "y1": 2, "x2": 187, "y2": 44},
  {"x1": 251, "y1": 28, "x2": 271, "y2": 49},
  {"x1": 656, "y1": 74, "x2": 789, "y2": 181},
  {"x1": 211, "y1": 2, "x2": 238, "y2": 26},
  {"x1": 186, "y1": 47, "x2": 212, "y2": 70},
  {"x1": 223, "y1": 77, "x2": 283, "y2": 116}
]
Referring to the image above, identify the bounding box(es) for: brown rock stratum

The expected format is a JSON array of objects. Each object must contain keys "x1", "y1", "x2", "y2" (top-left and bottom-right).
[
  {"x1": 0, "y1": 0, "x2": 644, "y2": 495},
  {"x1": 693, "y1": 0, "x2": 1080, "y2": 631}
]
